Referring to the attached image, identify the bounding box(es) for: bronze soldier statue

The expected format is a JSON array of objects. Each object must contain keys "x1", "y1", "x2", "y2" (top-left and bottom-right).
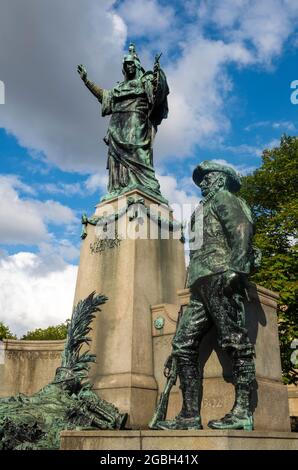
[{"x1": 150, "y1": 160, "x2": 256, "y2": 431}]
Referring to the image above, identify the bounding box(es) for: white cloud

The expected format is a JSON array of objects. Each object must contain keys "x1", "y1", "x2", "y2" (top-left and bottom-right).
[
  {"x1": 210, "y1": 136, "x2": 284, "y2": 176},
  {"x1": 0, "y1": 0, "x2": 127, "y2": 173},
  {"x1": 245, "y1": 120, "x2": 296, "y2": 132},
  {"x1": 34, "y1": 172, "x2": 108, "y2": 197},
  {"x1": 208, "y1": 136, "x2": 284, "y2": 162},
  {"x1": 0, "y1": 251, "x2": 77, "y2": 336},
  {"x1": 155, "y1": 37, "x2": 253, "y2": 160},
  {"x1": 219, "y1": 143, "x2": 263, "y2": 157},
  {"x1": 0, "y1": 176, "x2": 48, "y2": 244},
  {"x1": 37, "y1": 182, "x2": 83, "y2": 197},
  {"x1": 157, "y1": 173, "x2": 199, "y2": 222},
  {"x1": 55, "y1": 240, "x2": 80, "y2": 262},
  {"x1": 0, "y1": 174, "x2": 37, "y2": 196},
  {"x1": 272, "y1": 121, "x2": 295, "y2": 131},
  {"x1": 0, "y1": 175, "x2": 78, "y2": 244},
  {"x1": 197, "y1": 0, "x2": 298, "y2": 64},
  {"x1": 263, "y1": 138, "x2": 281, "y2": 150},
  {"x1": 152, "y1": 0, "x2": 298, "y2": 159},
  {"x1": 35, "y1": 200, "x2": 78, "y2": 226},
  {"x1": 84, "y1": 173, "x2": 109, "y2": 194},
  {"x1": 38, "y1": 241, "x2": 80, "y2": 266},
  {"x1": 0, "y1": 0, "x2": 297, "y2": 176},
  {"x1": 117, "y1": 0, "x2": 176, "y2": 37},
  {"x1": 236, "y1": 1, "x2": 292, "y2": 63},
  {"x1": 211, "y1": 159, "x2": 257, "y2": 176},
  {"x1": 158, "y1": 173, "x2": 198, "y2": 206},
  {"x1": 245, "y1": 121, "x2": 270, "y2": 131}
]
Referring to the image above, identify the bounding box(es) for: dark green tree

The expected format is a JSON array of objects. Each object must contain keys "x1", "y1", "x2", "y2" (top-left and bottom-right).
[
  {"x1": 21, "y1": 322, "x2": 69, "y2": 341},
  {"x1": 0, "y1": 322, "x2": 17, "y2": 340},
  {"x1": 239, "y1": 135, "x2": 298, "y2": 384}
]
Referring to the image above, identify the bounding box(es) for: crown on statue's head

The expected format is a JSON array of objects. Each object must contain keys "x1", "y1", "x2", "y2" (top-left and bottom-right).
[
  {"x1": 123, "y1": 42, "x2": 139, "y2": 63},
  {"x1": 122, "y1": 42, "x2": 145, "y2": 78}
]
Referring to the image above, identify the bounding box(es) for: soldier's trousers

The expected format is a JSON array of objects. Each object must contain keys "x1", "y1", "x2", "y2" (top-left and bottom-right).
[{"x1": 172, "y1": 274, "x2": 255, "y2": 386}]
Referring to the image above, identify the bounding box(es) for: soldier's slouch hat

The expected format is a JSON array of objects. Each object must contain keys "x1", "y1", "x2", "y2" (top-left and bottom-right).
[{"x1": 193, "y1": 160, "x2": 241, "y2": 193}]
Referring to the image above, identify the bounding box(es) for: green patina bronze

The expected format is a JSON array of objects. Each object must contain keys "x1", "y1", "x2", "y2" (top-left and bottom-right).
[
  {"x1": 149, "y1": 160, "x2": 259, "y2": 431},
  {"x1": 81, "y1": 196, "x2": 184, "y2": 242},
  {"x1": 154, "y1": 317, "x2": 165, "y2": 330},
  {"x1": 89, "y1": 233, "x2": 122, "y2": 254},
  {"x1": 0, "y1": 293, "x2": 127, "y2": 450},
  {"x1": 78, "y1": 44, "x2": 169, "y2": 204}
]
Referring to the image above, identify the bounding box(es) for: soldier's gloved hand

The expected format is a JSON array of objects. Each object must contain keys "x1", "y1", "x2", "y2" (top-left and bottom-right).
[
  {"x1": 222, "y1": 270, "x2": 240, "y2": 297},
  {"x1": 163, "y1": 355, "x2": 173, "y2": 378}
]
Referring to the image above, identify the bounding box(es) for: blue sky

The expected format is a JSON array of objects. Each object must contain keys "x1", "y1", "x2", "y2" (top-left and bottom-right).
[{"x1": 0, "y1": 0, "x2": 297, "y2": 335}]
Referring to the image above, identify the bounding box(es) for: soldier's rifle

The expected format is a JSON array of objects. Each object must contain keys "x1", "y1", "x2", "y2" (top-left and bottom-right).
[{"x1": 149, "y1": 267, "x2": 188, "y2": 428}]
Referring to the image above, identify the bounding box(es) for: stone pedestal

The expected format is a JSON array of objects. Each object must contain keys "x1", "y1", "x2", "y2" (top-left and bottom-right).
[
  {"x1": 0, "y1": 339, "x2": 64, "y2": 398},
  {"x1": 73, "y1": 189, "x2": 186, "y2": 428},
  {"x1": 288, "y1": 384, "x2": 298, "y2": 417},
  {"x1": 60, "y1": 429, "x2": 298, "y2": 450},
  {"x1": 151, "y1": 285, "x2": 291, "y2": 432}
]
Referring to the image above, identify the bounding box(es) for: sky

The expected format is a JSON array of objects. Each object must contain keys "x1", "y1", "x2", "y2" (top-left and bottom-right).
[{"x1": 0, "y1": 0, "x2": 297, "y2": 336}]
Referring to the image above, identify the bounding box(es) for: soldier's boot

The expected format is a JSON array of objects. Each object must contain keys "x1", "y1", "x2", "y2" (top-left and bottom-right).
[
  {"x1": 207, "y1": 383, "x2": 253, "y2": 431},
  {"x1": 155, "y1": 363, "x2": 202, "y2": 430}
]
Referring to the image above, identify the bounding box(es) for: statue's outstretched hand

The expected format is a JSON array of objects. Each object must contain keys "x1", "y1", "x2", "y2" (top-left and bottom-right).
[{"x1": 77, "y1": 64, "x2": 87, "y2": 82}]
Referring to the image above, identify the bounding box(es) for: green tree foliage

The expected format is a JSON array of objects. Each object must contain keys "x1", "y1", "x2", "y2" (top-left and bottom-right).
[
  {"x1": 0, "y1": 322, "x2": 17, "y2": 340},
  {"x1": 21, "y1": 322, "x2": 68, "y2": 341},
  {"x1": 239, "y1": 135, "x2": 298, "y2": 384}
]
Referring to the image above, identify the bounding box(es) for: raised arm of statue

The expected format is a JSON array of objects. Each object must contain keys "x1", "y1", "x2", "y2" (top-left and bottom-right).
[
  {"x1": 77, "y1": 64, "x2": 103, "y2": 103},
  {"x1": 76, "y1": 44, "x2": 169, "y2": 203}
]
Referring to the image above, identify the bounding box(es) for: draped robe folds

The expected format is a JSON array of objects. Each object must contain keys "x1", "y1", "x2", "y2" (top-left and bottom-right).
[{"x1": 101, "y1": 69, "x2": 169, "y2": 198}]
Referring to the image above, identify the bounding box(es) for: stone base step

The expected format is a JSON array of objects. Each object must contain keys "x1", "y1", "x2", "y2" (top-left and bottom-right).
[{"x1": 60, "y1": 429, "x2": 298, "y2": 450}]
